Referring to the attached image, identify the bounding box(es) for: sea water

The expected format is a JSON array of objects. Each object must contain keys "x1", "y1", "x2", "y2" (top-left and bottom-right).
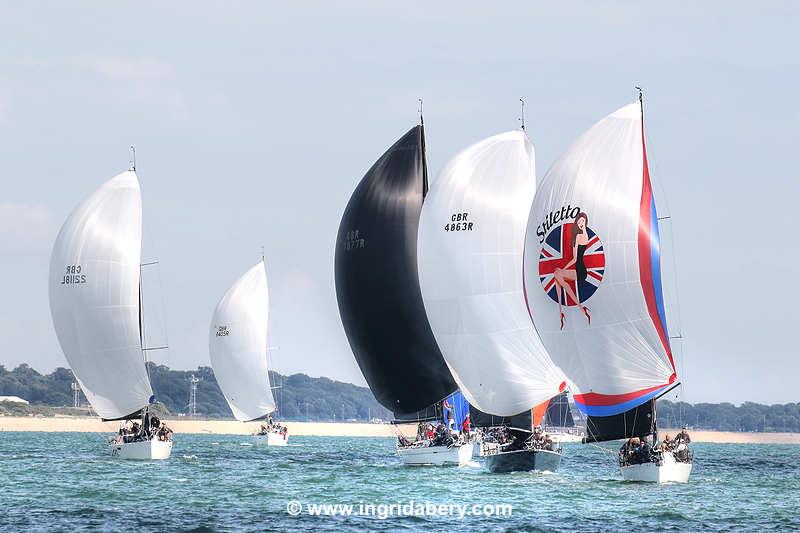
[{"x1": 1, "y1": 432, "x2": 798, "y2": 531}]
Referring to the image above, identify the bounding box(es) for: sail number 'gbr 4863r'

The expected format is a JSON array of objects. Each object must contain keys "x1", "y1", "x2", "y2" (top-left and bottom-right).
[{"x1": 444, "y1": 212, "x2": 474, "y2": 232}]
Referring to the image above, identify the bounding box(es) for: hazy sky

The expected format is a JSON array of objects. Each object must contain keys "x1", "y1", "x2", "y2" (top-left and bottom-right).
[{"x1": 2, "y1": 2, "x2": 798, "y2": 404}]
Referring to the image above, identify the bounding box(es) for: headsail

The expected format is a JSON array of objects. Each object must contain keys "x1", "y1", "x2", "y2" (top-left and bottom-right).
[
  {"x1": 418, "y1": 131, "x2": 565, "y2": 416},
  {"x1": 209, "y1": 260, "x2": 276, "y2": 422},
  {"x1": 523, "y1": 101, "x2": 676, "y2": 432},
  {"x1": 334, "y1": 123, "x2": 457, "y2": 418},
  {"x1": 48, "y1": 171, "x2": 153, "y2": 420}
]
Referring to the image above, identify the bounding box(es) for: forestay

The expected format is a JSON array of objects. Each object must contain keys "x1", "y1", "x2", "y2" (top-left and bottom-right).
[
  {"x1": 523, "y1": 102, "x2": 676, "y2": 418},
  {"x1": 48, "y1": 171, "x2": 153, "y2": 420},
  {"x1": 209, "y1": 260, "x2": 276, "y2": 422},
  {"x1": 419, "y1": 131, "x2": 565, "y2": 416}
]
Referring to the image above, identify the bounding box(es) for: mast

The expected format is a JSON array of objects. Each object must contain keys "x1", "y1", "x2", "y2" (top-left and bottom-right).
[
  {"x1": 419, "y1": 98, "x2": 429, "y2": 197},
  {"x1": 519, "y1": 97, "x2": 526, "y2": 131},
  {"x1": 636, "y1": 85, "x2": 645, "y2": 133}
]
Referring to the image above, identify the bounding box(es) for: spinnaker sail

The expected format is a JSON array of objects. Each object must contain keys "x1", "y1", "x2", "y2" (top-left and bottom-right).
[
  {"x1": 48, "y1": 171, "x2": 153, "y2": 421},
  {"x1": 418, "y1": 130, "x2": 565, "y2": 416},
  {"x1": 209, "y1": 260, "x2": 276, "y2": 422},
  {"x1": 523, "y1": 100, "x2": 676, "y2": 440},
  {"x1": 335, "y1": 122, "x2": 457, "y2": 418}
]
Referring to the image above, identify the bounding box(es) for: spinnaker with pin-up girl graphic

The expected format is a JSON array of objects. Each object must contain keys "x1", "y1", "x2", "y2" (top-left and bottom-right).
[{"x1": 523, "y1": 91, "x2": 692, "y2": 482}]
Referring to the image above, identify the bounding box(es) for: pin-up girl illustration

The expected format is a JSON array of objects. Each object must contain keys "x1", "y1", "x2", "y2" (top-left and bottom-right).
[{"x1": 553, "y1": 212, "x2": 592, "y2": 330}]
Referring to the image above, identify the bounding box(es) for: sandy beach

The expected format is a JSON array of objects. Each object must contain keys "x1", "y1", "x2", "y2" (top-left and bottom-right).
[
  {"x1": 0, "y1": 416, "x2": 798, "y2": 443},
  {"x1": 0, "y1": 416, "x2": 416, "y2": 437}
]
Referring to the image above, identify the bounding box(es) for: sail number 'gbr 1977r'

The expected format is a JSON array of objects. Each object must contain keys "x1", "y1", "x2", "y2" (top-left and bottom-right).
[
  {"x1": 60, "y1": 265, "x2": 86, "y2": 285},
  {"x1": 445, "y1": 212, "x2": 474, "y2": 232}
]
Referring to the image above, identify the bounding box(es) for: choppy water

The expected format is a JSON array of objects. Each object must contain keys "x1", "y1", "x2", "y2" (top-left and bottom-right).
[{"x1": 1, "y1": 432, "x2": 798, "y2": 531}]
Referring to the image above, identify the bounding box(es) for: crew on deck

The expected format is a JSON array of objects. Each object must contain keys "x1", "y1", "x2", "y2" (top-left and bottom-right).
[
  {"x1": 619, "y1": 429, "x2": 692, "y2": 466},
  {"x1": 115, "y1": 418, "x2": 173, "y2": 444},
  {"x1": 400, "y1": 420, "x2": 465, "y2": 449},
  {"x1": 461, "y1": 413, "x2": 472, "y2": 439},
  {"x1": 256, "y1": 421, "x2": 288, "y2": 437},
  {"x1": 527, "y1": 425, "x2": 557, "y2": 451}
]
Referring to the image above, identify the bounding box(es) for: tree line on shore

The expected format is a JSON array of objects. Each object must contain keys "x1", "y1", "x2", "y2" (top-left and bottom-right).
[
  {"x1": 0, "y1": 363, "x2": 392, "y2": 421},
  {"x1": 1, "y1": 363, "x2": 799, "y2": 432}
]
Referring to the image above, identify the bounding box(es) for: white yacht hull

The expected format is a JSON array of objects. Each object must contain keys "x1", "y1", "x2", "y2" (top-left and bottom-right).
[
  {"x1": 549, "y1": 432, "x2": 584, "y2": 444},
  {"x1": 397, "y1": 442, "x2": 474, "y2": 466},
  {"x1": 110, "y1": 439, "x2": 173, "y2": 460},
  {"x1": 253, "y1": 432, "x2": 288, "y2": 447},
  {"x1": 620, "y1": 452, "x2": 692, "y2": 483}
]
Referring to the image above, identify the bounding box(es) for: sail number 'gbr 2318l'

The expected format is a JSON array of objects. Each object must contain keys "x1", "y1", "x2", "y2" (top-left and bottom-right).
[
  {"x1": 60, "y1": 265, "x2": 86, "y2": 285},
  {"x1": 445, "y1": 212, "x2": 473, "y2": 232}
]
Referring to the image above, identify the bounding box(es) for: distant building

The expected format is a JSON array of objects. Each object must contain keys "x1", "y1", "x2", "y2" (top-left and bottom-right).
[{"x1": 0, "y1": 396, "x2": 30, "y2": 404}]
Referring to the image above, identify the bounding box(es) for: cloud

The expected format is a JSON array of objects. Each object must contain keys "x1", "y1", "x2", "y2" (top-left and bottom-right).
[{"x1": 0, "y1": 203, "x2": 56, "y2": 255}]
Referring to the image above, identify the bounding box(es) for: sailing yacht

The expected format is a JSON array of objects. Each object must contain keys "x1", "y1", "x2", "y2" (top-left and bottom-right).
[
  {"x1": 417, "y1": 127, "x2": 567, "y2": 473},
  {"x1": 542, "y1": 392, "x2": 585, "y2": 444},
  {"x1": 49, "y1": 170, "x2": 172, "y2": 460},
  {"x1": 209, "y1": 259, "x2": 287, "y2": 446},
  {"x1": 335, "y1": 113, "x2": 472, "y2": 466},
  {"x1": 523, "y1": 92, "x2": 691, "y2": 483}
]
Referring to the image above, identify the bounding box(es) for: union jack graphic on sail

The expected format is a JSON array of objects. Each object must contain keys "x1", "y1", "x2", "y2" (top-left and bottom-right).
[{"x1": 538, "y1": 223, "x2": 605, "y2": 306}]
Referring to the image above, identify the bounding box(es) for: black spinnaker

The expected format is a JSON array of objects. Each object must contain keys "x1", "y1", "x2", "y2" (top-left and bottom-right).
[{"x1": 334, "y1": 120, "x2": 457, "y2": 419}]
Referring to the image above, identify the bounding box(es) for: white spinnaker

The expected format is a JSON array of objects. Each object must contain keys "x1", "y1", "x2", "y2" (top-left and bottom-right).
[
  {"x1": 209, "y1": 260, "x2": 276, "y2": 422},
  {"x1": 418, "y1": 131, "x2": 566, "y2": 416},
  {"x1": 522, "y1": 103, "x2": 676, "y2": 417},
  {"x1": 48, "y1": 171, "x2": 153, "y2": 420}
]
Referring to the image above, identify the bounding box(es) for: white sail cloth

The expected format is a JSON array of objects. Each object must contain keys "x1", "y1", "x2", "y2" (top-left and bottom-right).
[
  {"x1": 523, "y1": 103, "x2": 676, "y2": 417},
  {"x1": 209, "y1": 260, "x2": 276, "y2": 422},
  {"x1": 418, "y1": 131, "x2": 565, "y2": 416},
  {"x1": 48, "y1": 171, "x2": 152, "y2": 420}
]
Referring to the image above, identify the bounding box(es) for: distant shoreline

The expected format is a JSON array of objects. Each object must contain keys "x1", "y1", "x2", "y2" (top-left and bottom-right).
[
  {"x1": 1, "y1": 416, "x2": 799, "y2": 443},
  {"x1": 0, "y1": 416, "x2": 415, "y2": 437}
]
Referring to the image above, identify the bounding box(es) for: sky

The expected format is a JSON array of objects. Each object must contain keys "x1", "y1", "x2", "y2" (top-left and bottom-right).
[{"x1": 1, "y1": 2, "x2": 798, "y2": 405}]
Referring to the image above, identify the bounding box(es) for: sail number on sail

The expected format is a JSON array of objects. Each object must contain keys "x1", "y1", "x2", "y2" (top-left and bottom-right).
[
  {"x1": 444, "y1": 212, "x2": 474, "y2": 232},
  {"x1": 59, "y1": 265, "x2": 86, "y2": 284},
  {"x1": 343, "y1": 229, "x2": 366, "y2": 251},
  {"x1": 216, "y1": 326, "x2": 230, "y2": 337}
]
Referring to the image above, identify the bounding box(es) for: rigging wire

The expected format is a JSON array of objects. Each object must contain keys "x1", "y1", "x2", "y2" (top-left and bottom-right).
[{"x1": 639, "y1": 87, "x2": 690, "y2": 413}]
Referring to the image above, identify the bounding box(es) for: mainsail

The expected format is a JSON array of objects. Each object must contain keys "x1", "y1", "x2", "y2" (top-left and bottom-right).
[
  {"x1": 469, "y1": 404, "x2": 535, "y2": 432},
  {"x1": 335, "y1": 122, "x2": 457, "y2": 418},
  {"x1": 209, "y1": 260, "x2": 276, "y2": 422},
  {"x1": 48, "y1": 171, "x2": 153, "y2": 421},
  {"x1": 418, "y1": 130, "x2": 565, "y2": 416},
  {"x1": 542, "y1": 391, "x2": 575, "y2": 428},
  {"x1": 523, "y1": 100, "x2": 676, "y2": 440}
]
